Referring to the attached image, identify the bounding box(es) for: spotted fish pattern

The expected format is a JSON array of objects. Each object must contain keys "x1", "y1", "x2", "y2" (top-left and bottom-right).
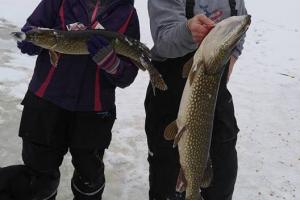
[{"x1": 164, "y1": 15, "x2": 251, "y2": 200}]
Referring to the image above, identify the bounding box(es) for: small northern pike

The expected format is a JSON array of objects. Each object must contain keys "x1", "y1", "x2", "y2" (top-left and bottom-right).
[
  {"x1": 11, "y1": 28, "x2": 167, "y2": 91},
  {"x1": 164, "y1": 15, "x2": 251, "y2": 200}
]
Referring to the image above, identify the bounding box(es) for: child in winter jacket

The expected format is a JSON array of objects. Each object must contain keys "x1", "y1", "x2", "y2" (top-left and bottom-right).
[{"x1": 1, "y1": 0, "x2": 140, "y2": 199}]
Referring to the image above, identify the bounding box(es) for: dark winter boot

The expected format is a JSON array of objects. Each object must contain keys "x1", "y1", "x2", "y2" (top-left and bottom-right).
[
  {"x1": 71, "y1": 170, "x2": 105, "y2": 200},
  {"x1": 0, "y1": 165, "x2": 33, "y2": 200}
]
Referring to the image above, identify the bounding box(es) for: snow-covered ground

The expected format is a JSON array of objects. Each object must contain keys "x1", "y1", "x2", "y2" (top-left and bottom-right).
[{"x1": 0, "y1": 0, "x2": 299, "y2": 200}]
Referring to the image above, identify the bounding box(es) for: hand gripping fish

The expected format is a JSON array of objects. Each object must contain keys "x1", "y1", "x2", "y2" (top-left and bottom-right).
[
  {"x1": 11, "y1": 28, "x2": 167, "y2": 92},
  {"x1": 164, "y1": 15, "x2": 251, "y2": 200}
]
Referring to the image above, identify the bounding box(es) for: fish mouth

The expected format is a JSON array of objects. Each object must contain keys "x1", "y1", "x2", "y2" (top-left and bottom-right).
[
  {"x1": 10, "y1": 31, "x2": 26, "y2": 42},
  {"x1": 227, "y1": 15, "x2": 251, "y2": 50},
  {"x1": 241, "y1": 15, "x2": 251, "y2": 35}
]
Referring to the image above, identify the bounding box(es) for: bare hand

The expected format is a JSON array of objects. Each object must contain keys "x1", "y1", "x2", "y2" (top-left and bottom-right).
[{"x1": 187, "y1": 14, "x2": 215, "y2": 44}]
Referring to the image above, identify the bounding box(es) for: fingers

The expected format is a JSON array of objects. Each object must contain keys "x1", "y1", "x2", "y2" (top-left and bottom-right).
[
  {"x1": 187, "y1": 14, "x2": 215, "y2": 43},
  {"x1": 92, "y1": 36, "x2": 109, "y2": 46},
  {"x1": 87, "y1": 37, "x2": 99, "y2": 55},
  {"x1": 87, "y1": 36, "x2": 110, "y2": 55},
  {"x1": 194, "y1": 14, "x2": 215, "y2": 26},
  {"x1": 97, "y1": 36, "x2": 109, "y2": 46},
  {"x1": 188, "y1": 24, "x2": 213, "y2": 44}
]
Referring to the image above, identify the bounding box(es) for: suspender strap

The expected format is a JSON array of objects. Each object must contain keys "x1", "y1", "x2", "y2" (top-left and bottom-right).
[
  {"x1": 185, "y1": 0, "x2": 195, "y2": 19},
  {"x1": 228, "y1": 0, "x2": 238, "y2": 16}
]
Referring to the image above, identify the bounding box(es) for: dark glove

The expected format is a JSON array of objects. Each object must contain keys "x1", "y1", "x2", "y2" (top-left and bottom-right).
[
  {"x1": 87, "y1": 35, "x2": 120, "y2": 74},
  {"x1": 17, "y1": 26, "x2": 41, "y2": 56}
]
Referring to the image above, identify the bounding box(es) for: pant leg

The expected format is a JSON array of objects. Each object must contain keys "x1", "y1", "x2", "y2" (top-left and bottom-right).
[
  {"x1": 201, "y1": 138, "x2": 238, "y2": 200},
  {"x1": 201, "y1": 73, "x2": 239, "y2": 200},
  {"x1": 19, "y1": 92, "x2": 70, "y2": 200},
  {"x1": 144, "y1": 57, "x2": 193, "y2": 200},
  {"x1": 22, "y1": 139, "x2": 66, "y2": 200},
  {"x1": 68, "y1": 109, "x2": 115, "y2": 200},
  {"x1": 70, "y1": 148, "x2": 105, "y2": 200}
]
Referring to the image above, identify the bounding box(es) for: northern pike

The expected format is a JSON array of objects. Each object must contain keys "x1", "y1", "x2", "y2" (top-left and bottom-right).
[
  {"x1": 11, "y1": 28, "x2": 167, "y2": 91},
  {"x1": 164, "y1": 15, "x2": 251, "y2": 200}
]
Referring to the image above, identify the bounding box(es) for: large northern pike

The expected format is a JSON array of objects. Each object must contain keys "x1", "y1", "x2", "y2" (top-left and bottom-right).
[
  {"x1": 164, "y1": 15, "x2": 251, "y2": 200},
  {"x1": 11, "y1": 28, "x2": 167, "y2": 91}
]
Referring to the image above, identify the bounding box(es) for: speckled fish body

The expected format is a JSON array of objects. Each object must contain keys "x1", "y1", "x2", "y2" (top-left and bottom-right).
[
  {"x1": 11, "y1": 28, "x2": 167, "y2": 91},
  {"x1": 164, "y1": 15, "x2": 251, "y2": 200}
]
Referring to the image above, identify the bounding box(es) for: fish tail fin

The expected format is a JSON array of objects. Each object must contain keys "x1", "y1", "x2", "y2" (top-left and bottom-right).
[
  {"x1": 10, "y1": 32, "x2": 26, "y2": 42},
  {"x1": 149, "y1": 68, "x2": 168, "y2": 92},
  {"x1": 139, "y1": 56, "x2": 167, "y2": 92}
]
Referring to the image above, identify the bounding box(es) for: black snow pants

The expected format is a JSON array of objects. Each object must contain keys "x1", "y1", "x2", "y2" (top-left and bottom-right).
[
  {"x1": 144, "y1": 53, "x2": 240, "y2": 200},
  {"x1": 15, "y1": 91, "x2": 115, "y2": 200}
]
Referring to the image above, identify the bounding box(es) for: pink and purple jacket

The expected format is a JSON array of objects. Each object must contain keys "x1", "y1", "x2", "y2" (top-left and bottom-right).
[{"x1": 18, "y1": 0, "x2": 140, "y2": 112}]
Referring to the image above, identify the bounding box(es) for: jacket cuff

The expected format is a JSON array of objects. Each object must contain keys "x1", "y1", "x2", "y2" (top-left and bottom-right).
[{"x1": 93, "y1": 47, "x2": 120, "y2": 74}]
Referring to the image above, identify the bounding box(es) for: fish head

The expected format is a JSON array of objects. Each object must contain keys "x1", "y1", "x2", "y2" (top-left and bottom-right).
[
  {"x1": 25, "y1": 28, "x2": 57, "y2": 49},
  {"x1": 11, "y1": 28, "x2": 57, "y2": 49},
  {"x1": 199, "y1": 15, "x2": 251, "y2": 75}
]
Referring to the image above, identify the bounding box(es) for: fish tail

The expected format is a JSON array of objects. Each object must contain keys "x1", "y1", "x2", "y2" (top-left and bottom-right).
[
  {"x1": 186, "y1": 186, "x2": 203, "y2": 200},
  {"x1": 185, "y1": 177, "x2": 204, "y2": 200},
  {"x1": 141, "y1": 56, "x2": 167, "y2": 92},
  {"x1": 149, "y1": 68, "x2": 168, "y2": 92}
]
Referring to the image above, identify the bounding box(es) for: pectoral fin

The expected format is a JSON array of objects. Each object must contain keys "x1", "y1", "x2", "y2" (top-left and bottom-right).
[
  {"x1": 164, "y1": 120, "x2": 178, "y2": 141},
  {"x1": 49, "y1": 50, "x2": 59, "y2": 67},
  {"x1": 182, "y1": 57, "x2": 194, "y2": 78},
  {"x1": 164, "y1": 120, "x2": 186, "y2": 147}
]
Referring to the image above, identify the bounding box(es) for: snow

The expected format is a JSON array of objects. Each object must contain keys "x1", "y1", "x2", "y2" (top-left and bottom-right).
[{"x1": 0, "y1": 0, "x2": 299, "y2": 200}]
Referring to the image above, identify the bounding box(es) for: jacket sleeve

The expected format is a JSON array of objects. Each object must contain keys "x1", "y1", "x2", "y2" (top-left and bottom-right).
[
  {"x1": 148, "y1": 0, "x2": 197, "y2": 59},
  {"x1": 232, "y1": 0, "x2": 248, "y2": 59},
  {"x1": 17, "y1": 0, "x2": 61, "y2": 55},
  {"x1": 104, "y1": 6, "x2": 140, "y2": 88}
]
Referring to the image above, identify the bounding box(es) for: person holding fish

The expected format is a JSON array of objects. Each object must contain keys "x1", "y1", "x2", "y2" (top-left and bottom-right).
[
  {"x1": 144, "y1": 0, "x2": 247, "y2": 199},
  {"x1": 1, "y1": 0, "x2": 139, "y2": 199}
]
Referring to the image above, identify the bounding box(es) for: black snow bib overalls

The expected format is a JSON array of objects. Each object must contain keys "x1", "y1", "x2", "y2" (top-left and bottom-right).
[{"x1": 144, "y1": 0, "x2": 240, "y2": 199}]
